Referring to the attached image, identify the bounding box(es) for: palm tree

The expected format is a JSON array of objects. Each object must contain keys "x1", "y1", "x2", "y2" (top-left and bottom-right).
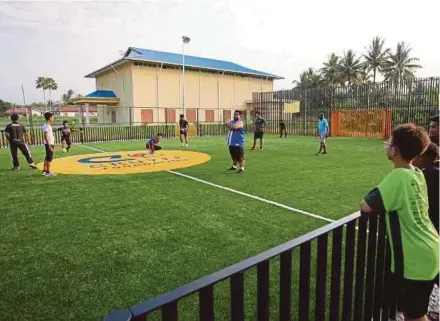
[
  {"x1": 363, "y1": 36, "x2": 389, "y2": 83},
  {"x1": 382, "y1": 41, "x2": 422, "y2": 83},
  {"x1": 336, "y1": 50, "x2": 364, "y2": 85},
  {"x1": 35, "y1": 77, "x2": 46, "y2": 102},
  {"x1": 44, "y1": 78, "x2": 58, "y2": 100},
  {"x1": 320, "y1": 53, "x2": 340, "y2": 86},
  {"x1": 355, "y1": 67, "x2": 373, "y2": 85},
  {"x1": 293, "y1": 68, "x2": 323, "y2": 88},
  {"x1": 62, "y1": 89, "x2": 75, "y2": 105}
]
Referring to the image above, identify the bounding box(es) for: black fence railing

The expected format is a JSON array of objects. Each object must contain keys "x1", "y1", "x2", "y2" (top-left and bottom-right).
[
  {"x1": 0, "y1": 121, "x2": 318, "y2": 149},
  {"x1": 104, "y1": 212, "x2": 397, "y2": 321},
  {"x1": 252, "y1": 77, "x2": 439, "y2": 136}
]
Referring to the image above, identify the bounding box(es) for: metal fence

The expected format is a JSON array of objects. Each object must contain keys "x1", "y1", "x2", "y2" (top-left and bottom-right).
[
  {"x1": 1, "y1": 77, "x2": 438, "y2": 147},
  {"x1": 104, "y1": 212, "x2": 398, "y2": 321},
  {"x1": 252, "y1": 77, "x2": 439, "y2": 136}
]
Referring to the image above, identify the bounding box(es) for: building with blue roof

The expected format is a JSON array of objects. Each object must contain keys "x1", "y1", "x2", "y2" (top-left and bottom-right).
[{"x1": 83, "y1": 47, "x2": 283, "y2": 125}]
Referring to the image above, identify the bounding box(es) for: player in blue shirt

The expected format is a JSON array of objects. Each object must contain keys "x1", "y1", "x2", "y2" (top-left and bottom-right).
[
  {"x1": 146, "y1": 133, "x2": 163, "y2": 155},
  {"x1": 316, "y1": 113, "x2": 329, "y2": 155},
  {"x1": 225, "y1": 110, "x2": 245, "y2": 173}
]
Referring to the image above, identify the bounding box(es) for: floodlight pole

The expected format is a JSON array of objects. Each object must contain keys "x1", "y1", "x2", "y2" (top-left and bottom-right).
[{"x1": 181, "y1": 36, "x2": 190, "y2": 115}]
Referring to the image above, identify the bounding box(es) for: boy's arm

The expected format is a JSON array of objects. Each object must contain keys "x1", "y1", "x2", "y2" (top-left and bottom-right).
[
  {"x1": 44, "y1": 132, "x2": 52, "y2": 151},
  {"x1": 232, "y1": 120, "x2": 244, "y2": 129},
  {"x1": 4, "y1": 125, "x2": 10, "y2": 141},
  {"x1": 361, "y1": 173, "x2": 397, "y2": 214},
  {"x1": 361, "y1": 188, "x2": 386, "y2": 214},
  {"x1": 22, "y1": 126, "x2": 31, "y2": 144}
]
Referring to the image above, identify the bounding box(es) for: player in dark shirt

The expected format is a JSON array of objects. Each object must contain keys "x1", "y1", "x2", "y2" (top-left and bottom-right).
[
  {"x1": 146, "y1": 134, "x2": 163, "y2": 155},
  {"x1": 179, "y1": 114, "x2": 189, "y2": 147},
  {"x1": 58, "y1": 120, "x2": 81, "y2": 152},
  {"x1": 4, "y1": 114, "x2": 37, "y2": 171},
  {"x1": 429, "y1": 115, "x2": 439, "y2": 147},
  {"x1": 414, "y1": 142, "x2": 440, "y2": 232},
  {"x1": 279, "y1": 119, "x2": 287, "y2": 138}
]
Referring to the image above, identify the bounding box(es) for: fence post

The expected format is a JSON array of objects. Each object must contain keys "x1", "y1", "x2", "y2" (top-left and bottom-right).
[{"x1": 28, "y1": 106, "x2": 35, "y2": 145}]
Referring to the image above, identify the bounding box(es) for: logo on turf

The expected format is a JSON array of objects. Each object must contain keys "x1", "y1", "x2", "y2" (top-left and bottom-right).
[{"x1": 36, "y1": 150, "x2": 210, "y2": 175}]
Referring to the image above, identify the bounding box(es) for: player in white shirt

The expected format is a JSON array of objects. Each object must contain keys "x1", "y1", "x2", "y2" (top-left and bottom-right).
[{"x1": 41, "y1": 112, "x2": 56, "y2": 176}]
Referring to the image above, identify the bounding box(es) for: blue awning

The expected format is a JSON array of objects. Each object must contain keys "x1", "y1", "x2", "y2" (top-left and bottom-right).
[{"x1": 85, "y1": 90, "x2": 117, "y2": 98}]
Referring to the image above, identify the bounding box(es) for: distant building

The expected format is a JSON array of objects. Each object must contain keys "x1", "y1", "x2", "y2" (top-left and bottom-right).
[
  {"x1": 6, "y1": 108, "x2": 41, "y2": 116},
  {"x1": 77, "y1": 47, "x2": 283, "y2": 124},
  {"x1": 59, "y1": 105, "x2": 97, "y2": 118}
]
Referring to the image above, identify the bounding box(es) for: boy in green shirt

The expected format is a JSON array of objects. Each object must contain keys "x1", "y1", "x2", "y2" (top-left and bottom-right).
[{"x1": 361, "y1": 123, "x2": 439, "y2": 321}]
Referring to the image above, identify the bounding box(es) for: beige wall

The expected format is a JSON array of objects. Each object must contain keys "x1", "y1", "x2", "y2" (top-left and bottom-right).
[
  {"x1": 95, "y1": 62, "x2": 275, "y2": 124},
  {"x1": 95, "y1": 63, "x2": 134, "y2": 124}
]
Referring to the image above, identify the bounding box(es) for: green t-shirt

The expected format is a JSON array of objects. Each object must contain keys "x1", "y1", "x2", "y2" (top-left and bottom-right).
[
  {"x1": 365, "y1": 167, "x2": 439, "y2": 280},
  {"x1": 254, "y1": 118, "x2": 266, "y2": 133}
]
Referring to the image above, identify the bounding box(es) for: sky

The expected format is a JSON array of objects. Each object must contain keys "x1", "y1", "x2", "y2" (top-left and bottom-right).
[{"x1": 1, "y1": 0, "x2": 439, "y2": 104}]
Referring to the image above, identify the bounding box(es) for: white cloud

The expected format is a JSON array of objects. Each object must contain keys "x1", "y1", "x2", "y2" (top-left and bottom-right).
[{"x1": 0, "y1": 0, "x2": 439, "y2": 104}]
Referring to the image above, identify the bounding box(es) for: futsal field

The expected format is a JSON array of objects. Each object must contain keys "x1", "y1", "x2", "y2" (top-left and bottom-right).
[{"x1": 0, "y1": 135, "x2": 391, "y2": 321}]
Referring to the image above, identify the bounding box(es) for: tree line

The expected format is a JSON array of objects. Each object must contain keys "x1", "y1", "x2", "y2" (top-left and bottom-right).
[{"x1": 294, "y1": 37, "x2": 422, "y2": 88}]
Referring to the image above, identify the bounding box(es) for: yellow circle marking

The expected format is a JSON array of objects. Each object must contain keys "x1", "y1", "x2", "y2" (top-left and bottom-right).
[{"x1": 37, "y1": 150, "x2": 211, "y2": 175}]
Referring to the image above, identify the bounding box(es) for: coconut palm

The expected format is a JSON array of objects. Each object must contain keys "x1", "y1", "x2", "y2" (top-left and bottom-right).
[
  {"x1": 44, "y1": 78, "x2": 58, "y2": 100},
  {"x1": 355, "y1": 67, "x2": 373, "y2": 85},
  {"x1": 321, "y1": 53, "x2": 340, "y2": 86},
  {"x1": 382, "y1": 42, "x2": 422, "y2": 83},
  {"x1": 62, "y1": 89, "x2": 75, "y2": 105},
  {"x1": 293, "y1": 68, "x2": 323, "y2": 88},
  {"x1": 35, "y1": 77, "x2": 47, "y2": 102},
  {"x1": 363, "y1": 36, "x2": 389, "y2": 83},
  {"x1": 336, "y1": 50, "x2": 364, "y2": 85}
]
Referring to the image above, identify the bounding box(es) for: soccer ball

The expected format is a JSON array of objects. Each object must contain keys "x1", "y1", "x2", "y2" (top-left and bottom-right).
[{"x1": 62, "y1": 148, "x2": 67, "y2": 153}]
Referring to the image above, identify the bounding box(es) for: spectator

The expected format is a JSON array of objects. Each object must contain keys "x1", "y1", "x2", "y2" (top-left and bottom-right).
[
  {"x1": 413, "y1": 142, "x2": 439, "y2": 232},
  {"x1": 429, "y1": 115, "x2": 439, "y2": 146},
  {"x1": 360, "y1": 124, "x2": 439, "y2": 321}
]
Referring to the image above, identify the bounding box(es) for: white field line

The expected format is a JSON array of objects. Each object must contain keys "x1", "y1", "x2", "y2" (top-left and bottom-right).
[
  {"x1": 77, "y1": 143, "x2": 335, "y2": 223},
  {"x1": 167, "y1": 170, "x2": 335, "y2": 223},
  {"x1": 77, "y1": 144, "x2": 107, "y2": 153}
]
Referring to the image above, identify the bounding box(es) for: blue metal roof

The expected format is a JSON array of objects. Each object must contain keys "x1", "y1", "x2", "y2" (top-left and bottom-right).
[
  {"x1": 85, "y1": 90, "x2": 117, "y2": 98},
  {"x1": 124, "y1": 47, "x2": 282, "y2": 79}
]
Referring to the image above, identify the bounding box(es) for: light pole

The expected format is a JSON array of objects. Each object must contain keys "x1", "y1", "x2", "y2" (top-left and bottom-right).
[{"x1": 181, "y1": 36, "x2": 190, "y2": 115}]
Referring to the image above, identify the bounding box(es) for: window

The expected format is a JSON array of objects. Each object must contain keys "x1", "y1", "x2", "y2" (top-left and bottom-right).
[
  {"x1": 223, "y1": 110, "x2": 231, "y2": 121},
  {"x1": 186, "y1": 109, "x2": 197, "y2": 122},
  {"x1": 141, "y1": 109, "x2": 153, "y2": 123},
  {"x1": 205, "y1": 110, "x2": 215, "y2": 122},
  {"x1": 166, "y1": 109, "x2": 176, "y2": 123}
]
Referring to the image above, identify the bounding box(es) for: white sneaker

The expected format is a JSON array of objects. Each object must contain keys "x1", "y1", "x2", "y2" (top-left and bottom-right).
[{"x1": 44, "y1": 172, "x2": 57, "y2": 177}]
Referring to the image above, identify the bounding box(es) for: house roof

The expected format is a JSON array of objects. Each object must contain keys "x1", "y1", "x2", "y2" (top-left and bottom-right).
[
  {"x1": 60, "y1": 105, "x2": 97, "y2": 113},
  {"x1": 6, "y1": 108, "x2": 28, "y2": 114},
  {"x1": 85, "y1": 47, "x2": 283, "y2": 79}
]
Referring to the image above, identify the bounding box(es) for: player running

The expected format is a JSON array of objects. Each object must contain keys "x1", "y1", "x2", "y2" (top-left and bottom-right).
[
  {"x1": 179, "y1": 114, "x2": 189, "y2": 147},
  {"x1": 58, "y1": 120, "x2": 80, "y2": 152},
  {"x1": 146, "y1": 133, "x2": 163, "y2": 155},
  {"x1": 42, "y1": 112, "x2": 56, "y2": 176},
  {"x1": 225, "y1": 110, "x2": 245, "y2": 173},
  {"x1": 250, "y1": 111, "x2": 266, "y2": 151},
  {"x1": 316, "y1": 113, "x2": 329, "y2": 155},
  {"x1": 4, "y1": 113, "x2": 37, "y2": 171}
]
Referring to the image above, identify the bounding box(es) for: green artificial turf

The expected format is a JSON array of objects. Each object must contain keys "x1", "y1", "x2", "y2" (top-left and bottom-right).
[{"x1": 0, "y1": 135, "x2": 391, "y2": 321}]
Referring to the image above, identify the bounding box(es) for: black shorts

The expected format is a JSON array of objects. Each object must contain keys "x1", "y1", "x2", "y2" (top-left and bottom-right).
[
  {"x1": 146, "y1": 143, "x2": 162, "y2": 151},
  {"x1": 180, "y1": 129, "x2": 187, "y2": 137},
  {"x1": 397, "y1": 276, "x2": 437, "y2": 318},
  {"x1": 229, "y1": 146, "x2": 244, "y2": 162},
  {"x1": 254, "y1": 132, "x2": 264, "y2": 139},
  {"x1": 44, "y1": 144, "x2": 54, "y2": 162},
  {"x1": 61, "y1": 136, "x2": 71, "y2": 146}
]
